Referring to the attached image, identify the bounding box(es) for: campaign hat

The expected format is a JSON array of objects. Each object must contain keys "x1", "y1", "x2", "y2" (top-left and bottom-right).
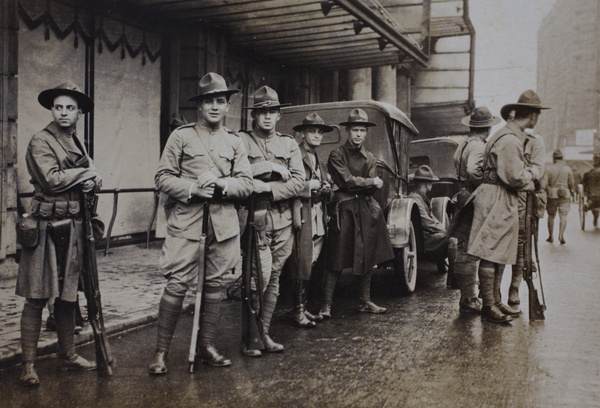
[
  {"x1": 38, "y1": 81, "x2": 94, "y2": 113},
  {"x1": 553, "y1": 149, "x2": 564, "y2": 159},
  {"x1": 339, "y1": 108, "x2": 376, "y2": 127},
  {"x1": 461, "y1": 106, "x2": 500, "y2": 128},
  {"x1": 411, "y1": 165, "x2": 439, "y2": 181},
  {"x1": 293, "y1": 113, "x2": 333, "y2": 132},
  {"x1": 500, "y1": 89, "x2": 550, "y2": 121},
  {"x1": 188, "y1": 72, "x2": 239, "y2": 102},
  {"x1": 243, "y1": 86, "x2": 291, "y2": 110}
]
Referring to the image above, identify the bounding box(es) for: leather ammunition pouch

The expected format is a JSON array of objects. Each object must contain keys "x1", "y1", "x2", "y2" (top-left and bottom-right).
[
  {"x1": 31, "y1": 199, "x2": 81, "y2": 220},
  {"x1": 16, "y1": 214, "x2": 40, "y2": 249}
]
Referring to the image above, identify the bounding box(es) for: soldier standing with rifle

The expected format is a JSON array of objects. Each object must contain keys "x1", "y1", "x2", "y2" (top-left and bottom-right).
[
  {"x1": 239, "y1": 86, "x2": 305, "y2": 356},
  {"x1": 149, "y1": 73, "x2": 253, "y2": 374},
  {"x1": 284, "y1": 113, "x2": 333, "y2": 328},
  {"x1": 16, "y1": 82, "x2": 102, "y2": 386}
]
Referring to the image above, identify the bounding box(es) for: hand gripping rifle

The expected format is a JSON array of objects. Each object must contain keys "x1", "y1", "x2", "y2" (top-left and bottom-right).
[
  {"x1": 241, "y1": 195, "x2": 265, "y2": 351},
  {"x1": 524, "y1": 191, "x2": 547, "y2": 321},
  {"x1": 81, "y1": 190, "x2": 114, "y2": 376},
  {"x1": 188, "y1": 201, "x2": 209, "y2": 373}
]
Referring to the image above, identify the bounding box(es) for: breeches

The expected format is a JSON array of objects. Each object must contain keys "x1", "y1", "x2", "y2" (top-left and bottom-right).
[
  {"x1": 546, "y1": 198, "x2": 570, "y2": 217},
  {"x1": 255, "y1": 224, "x2": 293, "y2": 295}
]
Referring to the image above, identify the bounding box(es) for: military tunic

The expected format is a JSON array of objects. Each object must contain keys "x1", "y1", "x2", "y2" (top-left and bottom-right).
[
  {"x1": 155, "y1": 122, "x2": 253, "y2": 295},
  {"x1": 327, "y1": 140, "x2": 394, "y2": 275},
  {"x1": 16, "y1": 122, "x2": 99, "y2": 302}
]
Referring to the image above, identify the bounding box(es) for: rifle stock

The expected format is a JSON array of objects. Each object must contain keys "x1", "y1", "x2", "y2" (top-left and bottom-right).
[
  {"x1": 524, "y1": 192, "x2": 546, "y2": 321},
  {"x1": 188, "y1": 202, "x2": 209, "y2": 373},
  {"x1": 81, "y1": 191, "x2": 114, "y2": 376}
]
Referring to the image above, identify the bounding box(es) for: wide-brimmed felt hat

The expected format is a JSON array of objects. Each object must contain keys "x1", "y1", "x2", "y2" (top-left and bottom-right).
[
  {"x1": 500, "y1": 89, "x2": 550, "y2": 121},
  {"x1": 38, "y1": 81, "x2": 94, "y2": 113},
  {"x1": 243, "y1": 86, "x2": 290, "y2": 110},
  {"x1": 553, "y1": 149, "x2": 563, "y2": 159},
  {"x1": 188, "y1": 72, "x2": 239, "y2": 102},
  {"x1": 293, "y1": 113, "x2": 333, "y2": 132},
  {"x1": 339, "y1": 108, "x2": 376, "y2": 127},
  {"x1": 461, "y1": 106, "x2": 501, "y2": 128},
  {"x1": 411, "y1": 165, "x2": 439, "y2": 181}
]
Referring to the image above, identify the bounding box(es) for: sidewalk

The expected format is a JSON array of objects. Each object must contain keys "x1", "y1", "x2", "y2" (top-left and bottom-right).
[{"x1": 0, "y1": 241, "x2": 240, "y2": 370}]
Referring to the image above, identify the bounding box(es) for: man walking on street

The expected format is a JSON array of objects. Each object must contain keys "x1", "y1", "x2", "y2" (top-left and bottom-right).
[
  {"x1": 543, "y1": 149, "x2": 574, "y2": 244},
  {"x1": 284, "y1": 113, "x2": 333, "y2": 328},
  {"x1": 17, "y1": 82, "x2": 102, "y2": 386},
  {"x1": 320, "y1": 108, "x2": 394, "y2": 318},
  {"x1": 149, "y1": 73, "x2": 253, "y2": 374},
  {"x1": 239, "y1": 86, "x2": 305, "y2": 356},
  {"x1": 582, "y1": 153, "x2": 600, "y2": 227},
  {"x1": 452, "y1": 106, "x2": 500, "y2": 313}
]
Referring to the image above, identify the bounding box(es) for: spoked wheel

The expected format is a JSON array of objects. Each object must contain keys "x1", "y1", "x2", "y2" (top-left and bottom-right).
[
  {"x1": 579, "y1": 193, "x2": 586, "y2": 230},
  {"x1": 395, "y1": 220, "x2": 418, "y2": 293}
]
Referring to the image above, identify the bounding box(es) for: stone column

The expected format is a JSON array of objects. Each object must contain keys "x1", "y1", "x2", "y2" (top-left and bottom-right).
[
  {"x1": 373, "y1": 65, "x2": 397, "y2": 105},
  {"x1": 396, "y1": 63, "x2": 412, "y2": 114},
  {"x1": 346, "y1": 68, "x2": 371, "y2": 100}
]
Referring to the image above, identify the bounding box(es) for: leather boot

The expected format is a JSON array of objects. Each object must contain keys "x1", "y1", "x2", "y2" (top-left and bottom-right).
[
  {"x1": 58, "y1": 354, "x2": 97, "y2": 371},
  {"x1": 262, "y1": 333, "x2": 284, "y2": 353},
  {"x1": 318, "y1": 304, "x2": 331, "y2": 319},
  {"x1": 300, "y1": 280, "x2": 322, "y2": 322},
  {"x1": 319, "y1": 270, "x2": 338, "y2": 319},
  {"x1": 20, "y1": 362, "x2": 39, "y2": 387},
  {"x1": 479, "y1": 261, "x2": 511, "y2": 324},
  {"x1": 260, "y1": 291, "x2": 284, "y2": 352},
  {"x1": 148, "y1": 351, "x2": 168, "y2": 375},
  {"x1": 455, "y1": 262, "x2": 481, "y2": 313},
  {"x1": 291, "y1": 280, "x2": 316, "y2": 328},
  {"x1": 497, "y1": 302, "x2": 522, "y2": 317},
  {"x1": 199, "y1": 345, "x2": 232, "y2": 367},
  {"x1": 482, "y1": 305, "x2": 513, "y2": 324},
  {"x1": 508, "y1": 265, "x2": 522, "y2": 305}
]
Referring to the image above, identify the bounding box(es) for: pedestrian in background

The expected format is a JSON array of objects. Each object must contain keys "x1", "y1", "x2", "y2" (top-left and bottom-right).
[
  {"x1": 17, "y1": 82, "x2": 102, "y2": 386},
  {"x1": 543, "y1": 149, "x2": 574, "y2": 244},
  {"x1": 320, "y1": 108, "x2": 393, "y2": 318},
  {"x1": 582, "y1": 153, "x2": 600, "y2": 227},
  {"x1": 239, "y1": 86, "x2": 305, "y2": 356},
  {"x1": 149, "y1": 73, "x2": 253, "y2": 374}
]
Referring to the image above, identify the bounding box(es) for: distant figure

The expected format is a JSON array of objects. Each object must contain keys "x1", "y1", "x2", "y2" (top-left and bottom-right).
[
  {"x1": 543, "y1": 149, "x2": 574, "y2": 244},
  {"x1": 582, "y1": 153, "x2": 600, "y2": 227}
]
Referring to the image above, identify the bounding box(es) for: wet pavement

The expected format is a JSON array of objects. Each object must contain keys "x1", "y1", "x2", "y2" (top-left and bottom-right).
[{"x1": 1, "y1": 204, "x2": 600, "y2": 407}]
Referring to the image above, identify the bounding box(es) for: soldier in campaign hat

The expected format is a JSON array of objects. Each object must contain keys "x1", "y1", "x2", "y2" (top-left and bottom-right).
[
  {"x1": 149, "y1": 72, "x2": 253, "y2": 374},
  {"x1": 542, "y1": 148, "x2": 574, "y2": 244},
  {"x1": 17, "y1": 81, "x2": 102, "y2": 386},
  {"x1": 320, "y1": 108, "x2": 393, "y2": 318},
  {"x1": 238, "y1": 86, "x2": 305, "y2": 356}
]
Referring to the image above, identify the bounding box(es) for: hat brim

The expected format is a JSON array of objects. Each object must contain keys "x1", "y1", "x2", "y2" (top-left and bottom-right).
[
  {"x1": 242, "y1": 102, "x2": 292, "y2": 110},
  {"x1": 38, "y1": 89, "x2": 94, "y2": 113},
  {"x1": 292, "y1": 123, "x2": 334, "y2": 132},
  {"x1": 412, "y1": 175, "x2": 440, "y2": 182},
  {"x1": 500, "y1": 103, "x2": 550, "y2": 121},
  {"x1": 339, "y1": 121, "x2": 376, "y2": 127},
  {"x1": 461, "y1": 115, "x2": 501, "y2": 128},
  {"x1": 188, "y1": 89, "x2": 240, "y2": 102}
]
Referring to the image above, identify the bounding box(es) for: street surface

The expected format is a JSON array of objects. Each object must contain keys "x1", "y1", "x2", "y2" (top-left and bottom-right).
[{"x1": 1, "y1": 204, "x2": 599, "y2": 408}]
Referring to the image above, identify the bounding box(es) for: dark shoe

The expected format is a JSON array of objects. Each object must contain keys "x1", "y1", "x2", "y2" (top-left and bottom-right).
[
  {"x1": 241, "y1": 345, "x2": 262, "y2": 358},
  {"x1": 262, "y1": 334, "x2": 284, "y2": 353},
  {"x1": 508, "y1": 287, "x2": 520, "y2": 305},
  {"x1": 304, "y1": 309, "x2": 323, "y2": 322},
  {"x1": 594, "y1": 218, "x2": 598, "y2": 227},
  {"x1": 358, "y1": 301, "x2": 387, "y2": 314},
  {"x1": 148, "y1": 351, "x2": 168, "y2": 375},
  {"x1": 199, "y1": 345, "x2": 232, "y2": 367},
  {"x1": 45, "y1": 314, "x2": 56, "y2": 332},
  {"x1": 291, "y1": 307, "x2": 316, "y2": 328},
  {"x1": 497, "y1": 303, "x2": 522, "y2": 317},
  {"x1": 546, "y1": 236, "x2": 553, "y2": 243},
  {"x1": 459, "y1": 298, "x2": 482, "y2": 313},
  {"x1": 318, "y1": 304, "x2": 331, "y2": 319},
  {"x1": 482, "y1": 305, "x2": 513, "y2": 324},
  {"x1": 20, "y1": 362, "x2": 39, "y2": 387},
  {"x1": 559, "y1": 238, "x2": 566, "y2": 245},
  {"x1": 59, "y1": 354, "x2": 97, "y2": 371}
]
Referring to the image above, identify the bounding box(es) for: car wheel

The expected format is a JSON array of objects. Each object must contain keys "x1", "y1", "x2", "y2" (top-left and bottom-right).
[{"x1": 395, "y1": 220, "x2": 418, "y2": 293}]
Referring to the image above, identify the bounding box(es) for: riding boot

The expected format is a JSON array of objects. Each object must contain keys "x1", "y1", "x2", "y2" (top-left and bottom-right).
[
  {"x1": 455, "y1": 262, "x2": 482, "y2": 313},
  {"x1": 149, "y1": 289, "x2": 184, "y2": 374},
  {"x1": 198, "y1": 287, "x2": 231, "y2": 367},
  {"x1": 55, "y1": 298, "x2": 96, "y2": 371},
  {"x1": 319, "y1": 269, "x2": 338, "y2": 318},
  {"x1": 301, "y1": 280, "x2": 322, "y2": 322},
  {"x1": 479, "y1": 261, "x2": 512, "y2": 324},
  {"x1": 261, "y1": 290, "x2": 284, "y2": 352},
  {"x1": 20, "y1": 299, "x2": 45, "y2": 386},
  {"x1": 508, "y1": 265, "x2": 523, "y2": 305},
  {"x1": 357, "y1": 273, "x2": 386, "y2": 314},
  {"x1": 493, "y1": 264, "x2": 522, "y2": 317},
  {"x1": 291, "y1": 280, "x2": 316, "y2": 328}
]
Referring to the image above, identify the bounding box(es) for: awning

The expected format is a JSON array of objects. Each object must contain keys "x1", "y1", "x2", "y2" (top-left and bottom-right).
[{"x1": 122, "y1": 0, "x2": 429, "y2": 70}]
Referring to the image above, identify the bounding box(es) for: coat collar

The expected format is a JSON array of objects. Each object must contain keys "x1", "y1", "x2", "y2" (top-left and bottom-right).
[
  {"x1": 45, "y1": 121, "x2": 83, "y2": 156},
  {"x1": 343, "y1": 139, "x2": 369, "y2": 159}
]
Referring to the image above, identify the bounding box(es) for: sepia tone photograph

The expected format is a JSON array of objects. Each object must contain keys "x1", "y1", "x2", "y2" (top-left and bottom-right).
[{"x1": 0, "y1": 0, "x2": 598, "y2": 407}]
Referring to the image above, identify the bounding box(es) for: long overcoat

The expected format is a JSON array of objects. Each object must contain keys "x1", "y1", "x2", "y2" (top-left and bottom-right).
[
  {"x1": 326, "y1": 140, "x2": 394, "y2": 275},
  {"x1": 16, "y1": 122, "x2": 98, "y2": 302},
  {"x1": 409, "y1": 190, "x2": 447, "y2": 253},
  {"x1": 457, "y1": 122, "x2": 534, "y2": 265},
  {"x1": 285, "y1": 143, "x2": 329, "y2": 280}
]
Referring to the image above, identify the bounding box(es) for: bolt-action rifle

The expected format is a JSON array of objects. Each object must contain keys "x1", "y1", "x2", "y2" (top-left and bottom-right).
[
  {"x1": 524, "y1": 191, "x2": 547, "y2": 321},
  {"x1": 81, "y1": 190, "x2": 114, "y2": 376},
  {"x1": 188, "y1": 201, "x2": 209, "y2": 373},
  {"x1": 241, "y1": 195, "x2": 265, "y2": 352}
]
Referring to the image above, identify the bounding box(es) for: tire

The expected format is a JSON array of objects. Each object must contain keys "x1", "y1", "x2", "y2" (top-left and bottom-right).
[{"x1": 395, "y1": 220, "x2": 418, "y2": 293}]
